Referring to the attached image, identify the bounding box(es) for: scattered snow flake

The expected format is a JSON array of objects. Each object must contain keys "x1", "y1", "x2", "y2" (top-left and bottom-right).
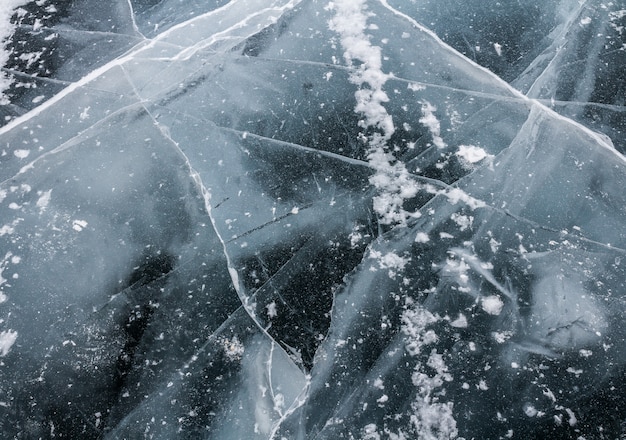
[
  {"x1": 481, "y1": 295, "x2": 504, "y2": 315},
  {"x1": 580, "y1": 17, "x2": 592, "y2": 25},
  {"x1": 524, "y1": 404, "x2": 538, "y2": 417},
  {"x1": 419, "y1": 101, "x2": 446, "y2": 149},
  {"x1": 565, "y1": 408, "x2": 577, "y2": 426},
  {"x1": 456, "y1": 144, "x2": 492, "y2": 164},
  {"x1": 543, "y1": 388, "x2": 556, "y2": 403},
  {"x1": 415, "y1": 232, "x2": 430, "y2": 243},
  {"x1": 401, "y1": 302, "x2": 439, "y2": 356},
  {"x1": 566, "y1": 367, "x2": 583, "y2": 376},
  {"x1": 493, "y1": 42, "x2": 502, "y2": 56},
  {"x1": 0, "y1": 330, "x2": 17, "y2": 356},
  {"x1": 489, "y1": 237, "x2": 501, "y2": 253},
  {"x1": 266, "y1": 301, "x2": 277, "y2": 318},
  {"x1": 369, "y1": 249, "x2": 409, "y2": 277},
  {"x1": 363, "y1": 423, "x2": 381, "y2": 440},
  {"x1": 72, "y1": 220, "x2": 88, "y2": 232},
  {"x1": 493, "y1": 331, "x2": 513, "y2": 343},
  {"x1": 0, "y1": 224, "x2": 14, "y2": 236},
  {"x1": 450, "y1": 212, "x2": 473, "y2": 231},
  {"x1": 220, "y1": 336, "x2": 244, "y2": 361},
  {"x1": 36, "y1": 189, "x2": 52, "y2": 212},
  {"x1": 449, "y1": 314, "x2": 468, "y2": 328},
  {"x1": 79, "y1": 106, "x2": 91, "y2": 120},
  {"x1": 13, "y1": 149, "x2": 30, "y2": 159},
  {"x1": 349, "y1": 231, "x2": 363, "y2": 247},
  {"x1": 443, "y1": 188, "x2": 486, "y2": 209}
]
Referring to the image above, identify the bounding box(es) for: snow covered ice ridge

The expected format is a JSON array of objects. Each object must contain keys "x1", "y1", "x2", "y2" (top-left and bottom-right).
[{"x1": 0, "y1": 0, "x2": 625, "y2": 438}]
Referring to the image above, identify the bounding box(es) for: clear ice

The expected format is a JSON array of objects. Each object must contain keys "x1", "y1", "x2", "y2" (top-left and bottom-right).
[{"x1": 0, "y1": 0, "x2": 625, "y2": 438}]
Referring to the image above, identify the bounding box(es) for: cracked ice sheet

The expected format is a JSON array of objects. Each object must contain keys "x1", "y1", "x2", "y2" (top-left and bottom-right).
[{"x1": 0, "y1": 0, "x2": 625, "y2": 438}]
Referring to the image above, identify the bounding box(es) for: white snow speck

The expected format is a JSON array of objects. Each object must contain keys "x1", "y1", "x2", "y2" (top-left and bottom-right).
[
  {"x1": 0, "y1": 330, "x2": 17, "y2": 356},
  {"x1": 580, "y1": 17, "x2": 591, "y2": 25},
  {"x1": 31, "y1": 95, "x2": 45, "y2": 104}
]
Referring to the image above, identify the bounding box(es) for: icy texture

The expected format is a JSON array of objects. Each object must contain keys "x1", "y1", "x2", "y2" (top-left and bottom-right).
[{"x1": 0, "y1": 0, "x2": 625, "y2": 438}]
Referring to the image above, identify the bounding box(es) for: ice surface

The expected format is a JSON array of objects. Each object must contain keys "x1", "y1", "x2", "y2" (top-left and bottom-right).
[{"x1": 0, "y1": 0, "x2": 625, "y2": 438}]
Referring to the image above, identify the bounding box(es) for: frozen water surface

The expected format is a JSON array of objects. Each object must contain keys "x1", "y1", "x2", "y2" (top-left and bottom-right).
[{"x1": 0, "y1": 0, "x2": 625, "y2": 438}]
